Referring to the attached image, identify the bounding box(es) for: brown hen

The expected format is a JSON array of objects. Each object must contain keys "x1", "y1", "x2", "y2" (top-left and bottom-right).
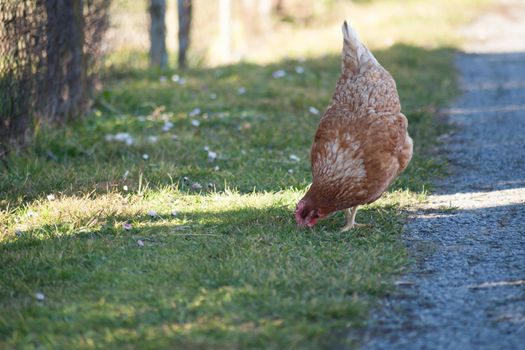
[{"x1": 295, "y1": 21, "x2": 413, "y2": 231}]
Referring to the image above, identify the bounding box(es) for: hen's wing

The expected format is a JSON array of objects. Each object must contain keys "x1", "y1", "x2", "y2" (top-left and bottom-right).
[{"x1": 310, "y1": 107, "x2": 408, "y2": 207}]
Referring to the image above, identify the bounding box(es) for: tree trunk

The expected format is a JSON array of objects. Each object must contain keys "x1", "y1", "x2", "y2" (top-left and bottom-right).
[
  {"x1": 64, "y1": 0, "x2": 87, "y2": 119},
  {"x1": 44, "y1": 0, "x2": 87, "y2": 120},
  {"x1": 177, "y1": 0, "x2": 192, "y2": 69},
  {"x1": 149, "y1": 0, "x2": 168, "y2": 69}
]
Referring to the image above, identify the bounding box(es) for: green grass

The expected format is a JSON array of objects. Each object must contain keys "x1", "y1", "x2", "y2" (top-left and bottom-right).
[
  {"x1": 0, "y1": 46, "x2": 450, "y2": 350},
  {"x1": 0, "y1": 0, "x2": 489, "y2": 347}
]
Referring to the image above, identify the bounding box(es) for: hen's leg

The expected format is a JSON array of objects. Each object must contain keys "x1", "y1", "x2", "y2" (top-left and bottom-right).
[{"x1": 340, "y1": 206, "x2": 367, "y2": 232}]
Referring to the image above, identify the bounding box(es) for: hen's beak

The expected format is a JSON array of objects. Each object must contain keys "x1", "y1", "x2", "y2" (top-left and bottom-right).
[
  {"x1": 306, "y1": 218, "x2": 318, "y2": 227},
  {"x1": 294, "y1": 208, "x2": 305, "y2": 227}
]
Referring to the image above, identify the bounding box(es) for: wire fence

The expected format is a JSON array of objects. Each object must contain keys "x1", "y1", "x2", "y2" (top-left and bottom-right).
[{"x1": 0, "y1": 0, "x2": 110, "y2": 153}]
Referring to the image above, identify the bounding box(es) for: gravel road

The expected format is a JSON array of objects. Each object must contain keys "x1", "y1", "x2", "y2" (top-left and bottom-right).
[{"x1": 358, "y1": 1, "x2": 525, "y2": 349}]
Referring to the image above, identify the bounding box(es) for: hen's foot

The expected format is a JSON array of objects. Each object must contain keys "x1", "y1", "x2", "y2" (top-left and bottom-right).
[{"x1": 340, "y1": 206, "x2": 368, "y2": 232}]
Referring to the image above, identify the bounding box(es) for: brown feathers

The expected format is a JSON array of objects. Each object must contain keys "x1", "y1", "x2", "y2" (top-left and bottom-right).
[{"x1": 295, "y1": 21, "x2": 413, "y2": 227}]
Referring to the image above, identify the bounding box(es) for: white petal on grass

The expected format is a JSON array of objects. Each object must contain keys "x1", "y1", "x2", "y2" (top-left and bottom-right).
[
  {"x1": 137, "y1": 239, "x2": 145, "y2": 247},
  {"x1": 27, "y1": 210, "x2": 37, "y2": 217},
  {"x1": 207, "y1": 151, "x2": 217, "y2": 162},
  {"x1": 189, "y1": 108, "x2": 201, "y2": 117},
  {"x1": 123, "y1": 185, "x2": 129, "y2": 191},
  {"x1": 35, "y1": 292, "x2": 45, "y2": 301},
  {"x1": 191, "y1": 120, "x2": 200, "y2": 127},
  {"x1": 203, "y1": 146, "x2": 209, "y2": 151},
  {"x1": 46, "y1": 194, "x2": 55, "y2": 201},
  {"x1": 295, "y1": 66, "x2": 305, "y2": 74},
  {"x1": 191, "y1": 183, "x2": 202, "y2": 190},
  {"x1": 272, "y1": 69, "x2": 286, "y2": 78},
  {"x1": 162, "y1": 121, "x2": 174, "y2": 132},
  {"x1": 147, "y1": 135, "x2": 158, "y2": 144},
  {"x1": 142, "y1": 153, "x2": 149, "y2": 160},
  {"x1": 171, "y1": 210, "x2": 178, "y2": 217},
  {"x1": 123, "y1": 170, "x2": 130, "y2": 179},
  {"x1": 214, "y1": 165, "x2": 220, "y2": 171},
  {"x1": 147, "y1": 210, "x2": 158, "y2": 217},
  {"x1": 171, "y1": 74, "x2": 180, "y2": 82},
  {"x1": 237, "y1": 86, "x2": 246, "y2": 95},
  {"x1": 288, "y1": 169, "x2": 294, "y2": 174},
  {"x1": 110, "y1": 132, "x2": 134, "y2": 145},
  {"x1": 289, "y1": 154, "x2": 300, "y2": 162},
  {"x1": 123, "y1": 222, "x2": 132, "y2": 231},
  {"x1": 308, "y1": 106, "x2": 320, "y2": 115},
  {"x1": 113, "y1": 132, "x2": 129, "y2": 141}
]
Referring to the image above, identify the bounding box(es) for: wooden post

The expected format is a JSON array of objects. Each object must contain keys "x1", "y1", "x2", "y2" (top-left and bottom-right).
[
  {"x1": 149, "y1": 0, "x2": 168, "y2": 69},
  {"x1": 177, "y1": 0, "x2": 192, "y2": 69}
]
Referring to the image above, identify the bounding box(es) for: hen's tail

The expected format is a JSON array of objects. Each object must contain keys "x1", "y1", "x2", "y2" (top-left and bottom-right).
[{"x1": 341, "y1": 21, "x2": 378, "y2": 76}]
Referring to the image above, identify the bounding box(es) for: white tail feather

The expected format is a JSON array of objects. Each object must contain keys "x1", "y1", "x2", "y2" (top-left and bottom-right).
[{"x1": 341, "y1": 21, "x2": 378, "y2": 75}]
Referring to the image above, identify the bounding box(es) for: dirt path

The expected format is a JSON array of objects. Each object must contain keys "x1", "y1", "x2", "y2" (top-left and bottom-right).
[{"x1": 359, "y1": 1, "x2": 525, "y2": 349}]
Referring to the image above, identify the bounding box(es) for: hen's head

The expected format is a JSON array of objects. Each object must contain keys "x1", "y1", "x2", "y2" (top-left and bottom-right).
[{"x1": 295, "y1": 199, "x2": 325, "y2": 228}]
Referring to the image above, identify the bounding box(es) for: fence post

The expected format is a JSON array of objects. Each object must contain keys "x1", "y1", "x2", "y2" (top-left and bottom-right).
[
  {"x1": 177, "y1": 0, "x2": 192, "y2": 69},
  {"x1": 149, "y1": 0, "x2": 168, "y2": 69}
]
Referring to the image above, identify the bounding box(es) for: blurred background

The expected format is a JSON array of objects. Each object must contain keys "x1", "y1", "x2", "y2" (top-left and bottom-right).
[
  {"x1": 106, "y1": 0, "x2": 440, "y2": 67},
  {"x1": 106, "y1": 0, "x2": 484, "y2": 67}
]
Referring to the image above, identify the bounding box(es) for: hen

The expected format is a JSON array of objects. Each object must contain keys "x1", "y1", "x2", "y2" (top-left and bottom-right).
[{"x1": 295, "y1": 21, "x2": 413, "y2": 231}]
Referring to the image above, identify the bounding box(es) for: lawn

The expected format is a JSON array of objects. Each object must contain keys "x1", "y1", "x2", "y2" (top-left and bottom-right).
[{"x1": 1, "y1": 0, "x2": 489, "y2": 348}]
